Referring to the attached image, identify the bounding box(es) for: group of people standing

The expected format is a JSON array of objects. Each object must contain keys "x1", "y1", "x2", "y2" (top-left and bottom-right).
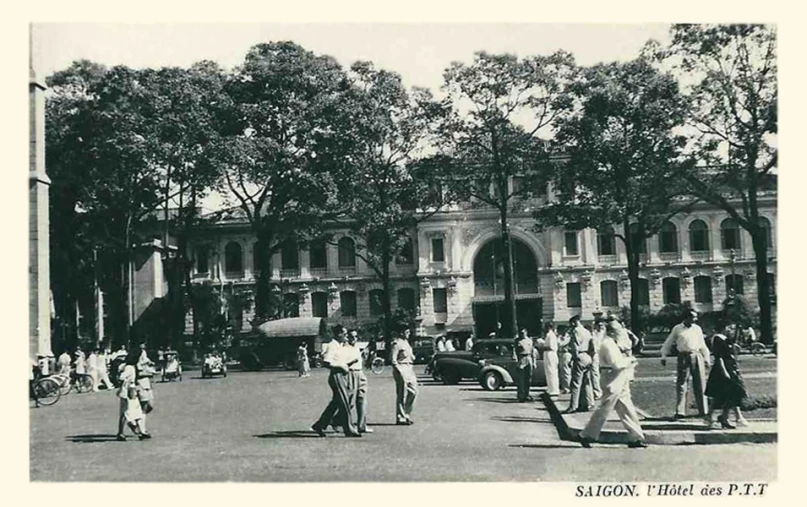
[{"x1": 311, "y1": 325, "x2": 418, "y2": 437}]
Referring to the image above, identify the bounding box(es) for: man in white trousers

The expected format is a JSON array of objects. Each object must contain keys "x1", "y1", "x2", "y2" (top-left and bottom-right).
[
  {"x1": 579, "y1": 325, "x2": 647, "y2": 449},
  {"x1": 541, "y1": 322, "x2": 560, "y2": 396}
]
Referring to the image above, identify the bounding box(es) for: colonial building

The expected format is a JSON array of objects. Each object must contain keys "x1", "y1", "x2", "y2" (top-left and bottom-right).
[{"x1": 186, "y1": 187, "x2": 776, "y2": 339}]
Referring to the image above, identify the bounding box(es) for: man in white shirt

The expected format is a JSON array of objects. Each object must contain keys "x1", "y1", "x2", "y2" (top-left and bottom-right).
[
  {"x1": 391, "y1": 328, "x2": 418, "y2": 425},
  {"x1": 312, "y1": 325, "x2": 361, "y2": 437},
  {"x1": 541, "y1": 322, "x2": 560, "y2": 396},
  {"x1": 445, "y1": 337, "x2": 456, "y2": 352},
  {"x1": 579, "y1": 325, "x2": 647, "y2": 449},
  {"x1": 465, "y1": 334, "x2": 474, "y2": 351},
  {"x1": 590, "y1": 319, "x2": 606, "y2": 400},
  {"x1": 436, "y1": 336, "x2": 446, "y2": 352},
  {"x1": 347, "y1": 329, "x2": 372, "y2": 433},
  {"x1": 660, "y1": 309, "x2": 711, "y2": 419}
]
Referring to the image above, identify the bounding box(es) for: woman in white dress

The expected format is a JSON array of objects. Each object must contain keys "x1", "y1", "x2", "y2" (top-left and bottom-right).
[{"x1": 116, "y1": 353, "x2": 148, "y2": 441}]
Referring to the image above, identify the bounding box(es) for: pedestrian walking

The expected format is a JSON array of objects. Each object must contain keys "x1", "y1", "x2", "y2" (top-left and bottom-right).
[
  {"x1": 297, "y1": 343, "x2": 310, "y2": 377},
  {"x1": 311, "y1": 325, "x2": 361, "y2": 437},
  {"x1": 391, "y1": 328, "x2": 418, "y2": 425},
  {"x1": 95, "y1": 346, "x2": 113, "y2": 390},
  {"x1": 704, "y1": 326, "x2": 749, "y2": 429},
  {"x1": 116, "y1": 353, "x2": 148, "y2": 441},
  {"x1": 87, "y1": 348, "x2": 100, "y2": 392},
  {"x1": 660, "y1": 309, "x2": 711, "y2": 419},
  {"x1": 347, "y1": 330, "x2": 372, "y2": 433},
  {"x1": 557, "y1": 329, "x2": 572, "y2": 394},
  {"x1": 74, "y1": 347, "x2": 87, "y2": 376},
  {"x1": 565, "y1": 315, "x2": 595, "y2": 413},
  {"x1": 591, "y1": 319, "x2": 606, "y2": 400},
  {"x1": 578, "y1": 325, "x2": 647, "y2": 449},
  {"x1": 513, "y1": 329, "x2": 535, "y2": 402},
  {"x1": 541, "y1": 322, "x2": 560, "y2": 397},
  {"x1": 57, "y1": 350, "x2": 71, "y2": 376},
  {"x1": 136, "y1": 346, "x2": 156, "y2": 436}
]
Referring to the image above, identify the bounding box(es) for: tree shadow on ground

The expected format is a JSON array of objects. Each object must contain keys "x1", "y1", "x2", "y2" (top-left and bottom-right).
[{"x1": 66, "y1": 434, "x2": 125, "y2": 443}]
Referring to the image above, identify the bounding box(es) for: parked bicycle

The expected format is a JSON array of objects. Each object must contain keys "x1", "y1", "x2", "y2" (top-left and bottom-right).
[
  {"x1": 362, "y1": 349, "x2": 386, "y2": 375},
  {"x1": 30, "y1": 375, "x2": 61, "y2": 407},
  {"x1": 48, "y1": 371, "x2": 95, "y2": 395}
]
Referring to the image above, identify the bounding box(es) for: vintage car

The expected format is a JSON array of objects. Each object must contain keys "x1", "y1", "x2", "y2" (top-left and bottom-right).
[
  {"x1": 477, "y1": 342, "x2": 547, "y2": 391},
  {"x1": 411, "y1": 335, "x2": 436, "y2": 365}
]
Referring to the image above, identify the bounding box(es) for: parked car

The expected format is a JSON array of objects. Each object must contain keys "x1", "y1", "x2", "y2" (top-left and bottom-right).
[
  {"x1": 429, "y1": 339, "x2": 520, "y2": 385},
  {"x1": 478, "y1": 343, "x2": 546, "y2": 391},
  {"x1": 411, "y1": 335, "x2": 436, "y2": 365}
]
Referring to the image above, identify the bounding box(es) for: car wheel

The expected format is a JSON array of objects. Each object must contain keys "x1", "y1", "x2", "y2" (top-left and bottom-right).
[
  {"x1": 441, "y1": 370, "x2": 460, "y2": 385},
  {"x1": 482, "y1": 371, "x2": 503, "y2": 391}
]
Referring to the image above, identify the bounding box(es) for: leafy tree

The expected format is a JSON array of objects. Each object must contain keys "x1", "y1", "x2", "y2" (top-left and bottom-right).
[
  {"x1": 210, "y1": 42, "x2": 352, "y2": 322},
  {"x1": 534, "y1": 58, "x2": 694, "y2": 333},
  {"x1": 661, "y1": 24, "x2": 777, "y2": 343},
  {"x1": 47, "y1": 62, "x2": 165, "y2": 348},
  {"x1": 331, "y1": 61, "x2": 448, "y2": 343},
  {"x1": 438, "y1": 51, "x2": 576, "y2": 337}
]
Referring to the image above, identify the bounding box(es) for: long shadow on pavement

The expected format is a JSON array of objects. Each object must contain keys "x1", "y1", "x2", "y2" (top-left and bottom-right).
[
  {"x1": 254, "y1": 431, "x2": 325, "y2": 439},
  {"x1": 509, "y1": 443, "x2": 581, "y2": 449},
  {"x1": 465, "y1": 398, "x2": 523, "y2": 404},
  {"x1": 66, "y1": 434, "x2": 125, "y2": 443},
  {"x1": 492, "y1": 416, "x2": 554, "y2": 424}
]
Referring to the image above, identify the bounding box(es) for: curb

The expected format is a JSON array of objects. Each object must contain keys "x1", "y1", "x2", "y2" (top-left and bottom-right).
[{"x1": 540, "y1": 392, "x2": 777, "y2": 446}]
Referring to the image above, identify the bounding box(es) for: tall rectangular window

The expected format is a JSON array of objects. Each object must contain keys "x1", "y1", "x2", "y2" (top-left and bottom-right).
[
  {"x1": 311, "y1": 292, "x2": 328, "y2": 318},
  {"x1": 635, "y1": 278, "x2": 650, "y2": 306},
  {"x1": 369, "y1": 289, "x2": 384, "y2": 317},
  {"x1": 662, "y1": 278, "x2": 681, "y2": 304},
  {"x1": 433, "y1": 288, "x2": 448, "y2": 314},
  {"x1": 600, "y1": 280, "x2": 618, "y2": 307},
  {"x1": 694, "y1": 276, "x2": 713, "y2": 303},
  {"x1": 309, "y1": 240, "x2": 327, "y2": 269},
  {"x1": 196, "y1": 248, "x2": 209, "y2": 274},
  {"x1": 564, "y1": 231, "x2": 579, "y2": 256},
  {"x1": 340, "y1": 291, "x2": 357, "y2": 317},
  {"x1": 431, "y1": 238, "x2": 445, "y2": 262},
  {"x1": 566, "y1": 282, "x2": 582, "y2": 308}
]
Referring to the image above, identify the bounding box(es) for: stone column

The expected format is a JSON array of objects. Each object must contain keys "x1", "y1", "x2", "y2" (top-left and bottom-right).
[{"x1": 29, "y1": 39, "x2": 52, "y2": 358}]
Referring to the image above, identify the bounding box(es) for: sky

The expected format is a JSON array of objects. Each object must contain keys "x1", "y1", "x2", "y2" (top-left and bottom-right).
[{"x1": 33, "y1": 23, "x2": 672, "y2": 92}]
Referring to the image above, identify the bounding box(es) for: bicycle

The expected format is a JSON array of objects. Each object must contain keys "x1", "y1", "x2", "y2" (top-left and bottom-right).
[
  {"x1": 31, "y1": 376, "x2": 62, "y2": 407},
  {"x1": 362, "y1": 350, "x2": 386, "y2": 375},
  {"x1": 49, "y1": 371, "x2": 95, "y2": 395}
]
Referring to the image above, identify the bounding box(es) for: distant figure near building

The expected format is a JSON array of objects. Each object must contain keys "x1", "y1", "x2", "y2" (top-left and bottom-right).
[
  {"x1": 513, "y1": 329, "x2": 534, "y2": 402},
  {"x1": 565, "y1": 315, "x2": 594, "y2": 413},
  {"x1": 557, "y1": 329, "x2": 572, "y2": 394},
  {"x1": 465, "y1": 333, "x2": 474, "y2": 351},
  {"x1": 297, "y1": 343, "x2": 310, "y2": 377},
  {"x1": 661, "y1": 309, "x2": 711, "y2": 419}
]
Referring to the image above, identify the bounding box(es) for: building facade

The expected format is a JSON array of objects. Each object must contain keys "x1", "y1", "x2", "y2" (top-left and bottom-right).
[{"x1": 187, "y1": 189, "x2": 777, "y2": 338}]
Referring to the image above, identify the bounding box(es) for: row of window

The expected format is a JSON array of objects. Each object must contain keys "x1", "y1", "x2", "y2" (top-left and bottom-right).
[
  {"x1": 566, "y1": 273, "x2": 774, "y2": 308},
  {"x1": 564, "y1": 217, "x2": 774, "y2": 257},
  {"x1": 198, "y1": 237, "x2": 450, "y2": 275}
]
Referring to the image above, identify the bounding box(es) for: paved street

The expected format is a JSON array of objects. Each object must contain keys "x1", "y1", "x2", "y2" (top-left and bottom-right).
[{"x1": 31, "y1": 365, "x2": 776, "y2": 482}]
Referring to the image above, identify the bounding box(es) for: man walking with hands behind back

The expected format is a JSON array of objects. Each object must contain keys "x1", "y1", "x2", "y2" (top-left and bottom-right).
[
  {"x1": 513, "y1": 329, "x2": 535, "y2": 402},
  {"x1": 661, "y1": 309, "x2": 711, "y2": 419},
  {"x1": 391, "y1": 328, "x2": 418, "y2": 425}
]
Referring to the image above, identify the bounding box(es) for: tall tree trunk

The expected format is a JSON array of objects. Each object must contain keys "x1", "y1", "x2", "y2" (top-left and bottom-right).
[
  {"x1": 500, "y1": 207, "x2": 517, "y2": 338},
  {"x1": 752, "y1": 231, "x2": 774, "y2": 344},
  {"x1": 254, "y1": 228, "x2": 274, "y2": 322},
  {"x1": 623, "y1": 216, "x2": 642, "y2": 333},
  {"x1": 381, "y1": 238, "x2": 393, "y2": 344}
]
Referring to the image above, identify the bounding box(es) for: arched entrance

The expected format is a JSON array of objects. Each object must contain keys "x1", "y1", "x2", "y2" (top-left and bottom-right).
[{"x1": 472, "y1": 237, "x2": 542, "y2": 338}]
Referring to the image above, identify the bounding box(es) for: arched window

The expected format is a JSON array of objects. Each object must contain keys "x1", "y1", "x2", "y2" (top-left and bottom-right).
[
  {"x1": 224, "y1": 242, "x2": 243, "y2": 275},
  {"x1": 725, "y1": 274, "x2": 744, "y2": 295},
  {"x1": 340, "y1": 291, "x2": 357, "y2": 317},
  {"x1": 597, "y1": 226, "x2": 616, "y2": 256},
  {"x1": 694, "y1": 276, "x2": 713, "y2": 303},
  {"x1": 311, "y1": 292, "x2": 328, "y2": 318},
  {"x1": 628, "y1": 223, "x2": 647, "y2": 255},
  {"x1": 662, "y1": 277, "x2": 681, "y2": 304},
  {"x1": 338, "y1": 237, "x2": 356, "y2": 268},
  {"x1": 758, "y1": 217, "x2": 773, "y2": 250},
  {"x1": 369, "y1": 289, "x2": 384, "y2": 317},
  {"x1": 600, "y1": 280, "x2": 618, "y2": 307},
  {"x1": 659, "y1": 222, "x2": 679, "y2": 253},
  {"x1": 196, "y1": 247, "x2": 209, "y2": 274},
  {"x1": 635, "y1": 278, "x2": 650, "y2": 306},
  {"x1": 688, "y1": 220, "x2": 710, "y2": 252},
  {"x1": 397, "y1": 288, "x2": 416, "y2": 312},
  {"x1": 721, "y1": 218, "x2": 741, "y2": 251}
]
